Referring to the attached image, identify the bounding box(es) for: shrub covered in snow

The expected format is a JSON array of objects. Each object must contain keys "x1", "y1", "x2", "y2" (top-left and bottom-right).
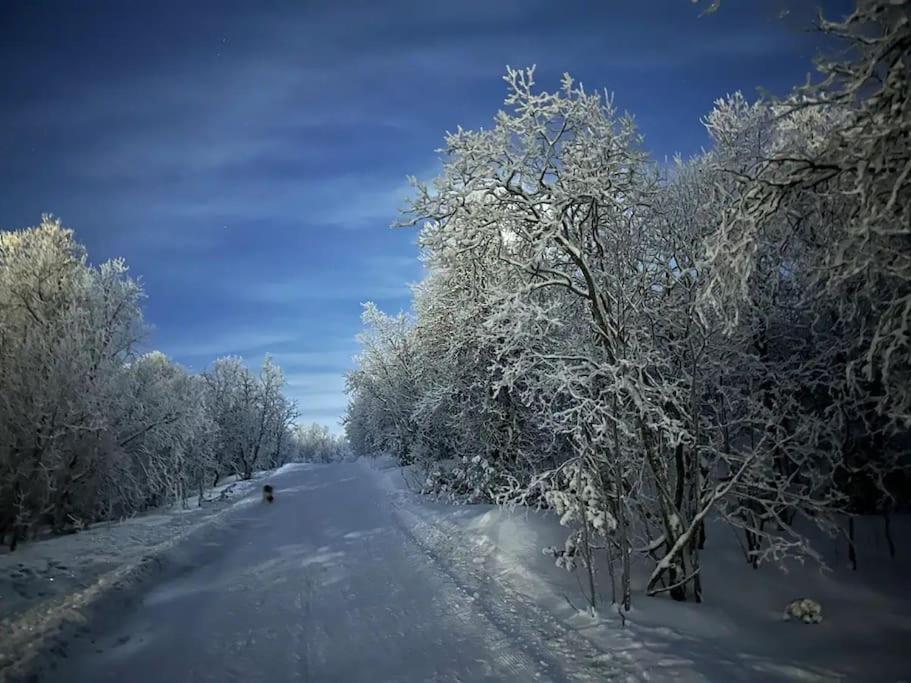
[
  {"x1": 420, "y1": 456, "x2": 512, "y2": 504},
  {"x1": 784, "y1": 598, "x2": 823, "y2": 625}
]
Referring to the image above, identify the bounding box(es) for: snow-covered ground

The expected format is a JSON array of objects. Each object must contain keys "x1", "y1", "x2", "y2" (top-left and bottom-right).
[
  {"x1": 1, "y1": 459, "x2": 909, "y2": 682},
  {"x1": 16, "y1": 462, "x2": 612, "y2": 682},
  {"x1": 0, "y1": 468, "x2": 286, "y2": 678},
  {"x1": 372, "y1": 456, "x2": 911, "y2": 682}
]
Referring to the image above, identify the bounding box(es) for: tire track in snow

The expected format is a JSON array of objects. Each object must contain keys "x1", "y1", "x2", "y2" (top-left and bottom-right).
[{"x1": 387, "y1": 497, "x2": 643, "y2": 682}]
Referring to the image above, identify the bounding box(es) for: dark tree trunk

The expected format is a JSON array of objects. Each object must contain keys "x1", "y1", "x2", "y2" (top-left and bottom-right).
[
  {"x1": 883, "y1": 512, "x2": 896, "y2": 559},
  {"x1": 848, "y1": 516, "x2": 857, "y2": 570}
]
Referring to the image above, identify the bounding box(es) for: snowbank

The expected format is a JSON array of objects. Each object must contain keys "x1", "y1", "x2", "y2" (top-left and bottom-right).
[
  {"x1": 0, "y1": 466, "x2": 308, "y2": 678},
  {"x1": 363, "y1": 457, "x2": 911, "y2": 681}
]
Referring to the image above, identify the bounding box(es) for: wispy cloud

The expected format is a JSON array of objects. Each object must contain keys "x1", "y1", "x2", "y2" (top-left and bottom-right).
[
  {"x1": 271, "y1": 349, "x2": 358, "y2": 369},
  {"x1": 285, "y1": 373, "x2": 347, "y2": 394},
  {"x1": 163, "y1": 330, "x2": 300, "y2": 359},
  {"x1": 239, "y1": 276, "x2": 415, "y2": 305},
  {"x1": 1, "y1": 0, "x2": 844, "y2": 432}
]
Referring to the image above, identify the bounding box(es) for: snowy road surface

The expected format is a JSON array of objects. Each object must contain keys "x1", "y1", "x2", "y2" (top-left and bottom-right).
[{"x1": 43, "y1": 463, "x2": 604, "y2": 683}]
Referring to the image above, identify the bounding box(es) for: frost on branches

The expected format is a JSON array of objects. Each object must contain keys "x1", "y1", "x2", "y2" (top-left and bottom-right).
[
  {"x1": 701, "y1": 0, "x2": 910, "y2": 556},
  {"x1": 345, "y1": 1, "x2": 909, "y2": 607},
  {"x1": 0, "y1": 217, "x2": 301, "y2": 550}
]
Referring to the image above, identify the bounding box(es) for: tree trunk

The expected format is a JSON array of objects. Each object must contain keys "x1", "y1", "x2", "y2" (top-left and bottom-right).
[
  {"x1": 667, "y1": 547, "x2": 688, "y2": 602},
  {"x1": 883, "y1": 511, "x2": 896, "y2": 559},
  {"x1": 576, "y1": 463, "x2": 597, "y2": 612},
  {"x1": 848, "y1": 516, "x2": 857, "y2": 570}
]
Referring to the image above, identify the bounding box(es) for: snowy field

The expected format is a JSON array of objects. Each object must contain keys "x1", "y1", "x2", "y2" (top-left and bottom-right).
[{"x1": 0, "y1": 459, "x2": 909, "y2": 682}]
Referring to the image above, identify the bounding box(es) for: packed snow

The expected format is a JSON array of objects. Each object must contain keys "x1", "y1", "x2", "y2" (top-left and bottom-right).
[
  {"x1": 0, "y1": 470, "x2": 277, "y2": 678},
  {"x1": 1, "y1": 459, "x2": 908, "y2": 681},
  {"x1": 371, "y1": 457, "x2": 911, "y2": 681}
]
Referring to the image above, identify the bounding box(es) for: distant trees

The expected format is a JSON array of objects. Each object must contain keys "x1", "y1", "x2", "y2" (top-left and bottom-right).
[
  {"x1": 346, "y1": 1, "x2": 909, "y2": 606},
  {"x1": 203, "y1": 355, "x2": 298, "y2": 481},
  {"x1": 0, "y1": 217, "x2": 301, "y2": 549},
  {"x1": 291, "y1": 422, "x2": 349, "y2": 463},
  {"x1": 345, "y1": 304, "x2": 420, "y2": 463}
]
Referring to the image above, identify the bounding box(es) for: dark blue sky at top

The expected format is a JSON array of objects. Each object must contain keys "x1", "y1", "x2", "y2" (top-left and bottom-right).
[{"x1": 0, "y1": 0, "x2": 852, "y2": 430}]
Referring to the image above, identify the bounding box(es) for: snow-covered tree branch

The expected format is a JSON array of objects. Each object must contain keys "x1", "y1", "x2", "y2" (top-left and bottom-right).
[
  {"x1": 0, "y1": 217, "x2": 305, "y2": 549},
  {"x1": 346, "y1": 0, "x2": 909, "y2": 606}
]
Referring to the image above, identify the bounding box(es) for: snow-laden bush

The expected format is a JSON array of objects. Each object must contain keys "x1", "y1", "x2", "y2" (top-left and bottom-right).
[
  {"x1": 784, "y1": 598, "x2": 823, "y2": 625},
  {"x1": 543, "y1": 464, "x2": 616, "y2": 536},
  {"x1": 420, "y1": 456, "x2": 512, "y2": 504}
]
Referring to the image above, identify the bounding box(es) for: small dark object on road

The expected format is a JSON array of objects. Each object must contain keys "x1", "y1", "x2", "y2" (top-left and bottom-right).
[{"x1": 262, "y1": 484, "x2": 274, "y2": 503}]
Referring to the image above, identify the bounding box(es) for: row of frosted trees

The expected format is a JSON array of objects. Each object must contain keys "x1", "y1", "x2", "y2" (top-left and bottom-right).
[
  {"x1": 0, "y1": 218, "x2": 298, "y2": 549},
  {"x1": 346, "y1": 3, "x2": 909, "y2": 606},
  {"x1": 293, "y1": 422, "x2": 350, "y2": 463}
]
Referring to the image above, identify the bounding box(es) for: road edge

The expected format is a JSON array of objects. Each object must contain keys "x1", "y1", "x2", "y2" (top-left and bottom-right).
[{"x1": 0, "y1": 477, "x2": 267, "y2": 682}]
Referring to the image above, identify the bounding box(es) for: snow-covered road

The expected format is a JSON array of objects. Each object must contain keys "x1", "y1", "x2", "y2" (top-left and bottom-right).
[{"x1": 42, "y1": 463, "x2": 602, "y2": 683}]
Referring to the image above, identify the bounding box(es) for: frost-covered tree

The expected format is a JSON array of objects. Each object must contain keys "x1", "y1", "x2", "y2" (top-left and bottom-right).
[
  {"x1": 202, "y1": 355, "x2": 295, "y2": 481},
  {"x1": 347, "y1": 1, "x2": 909, "y2": 605},
  {"x1": 0, "y1": 217, "x2": 299, "y2": 549},
  {"x1": 344, "y1": 0, "x2": 908, "y2": 607},
  {"x1": 701, "y1": 0, "x2": 911, "y2": 561},
  {"x1": 345, "y1": 304, "x2": 420, "y2": 463},
  {"x1": 0, "y1": 217, "x2": 143, "y2": 544},
  {"x1": 399, "y1": 67, "x2": 741, "y2": 603},
  {"x1": 291, "y1": 423, "x2": 349, "y2": 463},
  {"x1": 105, "y1": 351, "x2": 215, "y2": 514}
]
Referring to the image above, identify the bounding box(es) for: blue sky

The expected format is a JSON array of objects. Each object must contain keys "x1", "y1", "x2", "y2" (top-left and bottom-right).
[{"x1": 0, "y1": 0, "x2": 851, "y2": 430}]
